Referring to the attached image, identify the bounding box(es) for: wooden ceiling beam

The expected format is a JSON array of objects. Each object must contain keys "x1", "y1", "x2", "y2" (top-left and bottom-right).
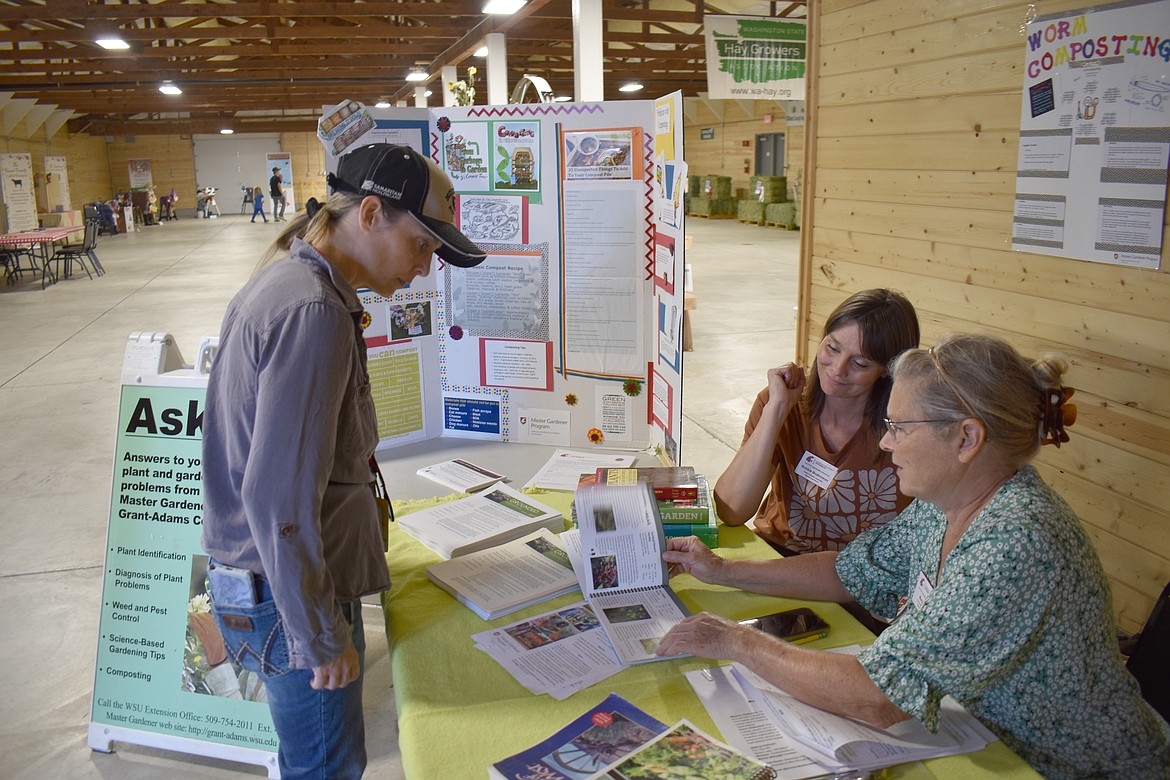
[
  {"x1": 0, "y1": 2, "x2": 490, "y2": 23},
  {"x1": 0, "y1": 23, "x2": 477, "y2": 44}
]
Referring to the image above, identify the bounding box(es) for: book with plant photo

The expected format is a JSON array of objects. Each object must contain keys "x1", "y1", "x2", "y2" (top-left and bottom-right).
[
  {"x1": 574, "y1": 481, "x2": 691, "y2": 665},
  {"x1": 426, "y1": 528, "x2": 579, "y2": 620},
  {"x1": 399, "y1": 483, "x2": 564, "y2": 559},
  {"x1": 488, "y1": 693, "x2": 668, "y2": 780},
  {"x1": 588, "y1": 720, "x2": 775, "y2": 780}
]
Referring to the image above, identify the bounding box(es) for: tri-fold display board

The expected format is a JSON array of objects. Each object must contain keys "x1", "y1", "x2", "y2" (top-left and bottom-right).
[{"x1": 322, "y1": 95, "x2": 689, "y2": 463}]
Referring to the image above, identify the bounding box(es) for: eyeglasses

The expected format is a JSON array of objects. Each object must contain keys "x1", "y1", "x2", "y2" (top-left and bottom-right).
[{"x1": 882, "y1": 417, "x2": 957, "y2": 441}]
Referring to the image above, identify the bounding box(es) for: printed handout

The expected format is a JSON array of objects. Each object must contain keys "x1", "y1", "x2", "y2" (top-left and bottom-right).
[
  {"x1": 472, "y1": 600, "x2": 625, "y2": 699},
  {"x1": 523, "y1": 449, "x2": 636, "y2": 492},
  {"x1": 688, "y1": 660, "x2": 994, "y2": 775},
  {"x1": 446, "y1": 247, "x2": 549, "y2": 340},
  {"x1": 562, "y1": 186, "x2": 646, "y2": 378}
]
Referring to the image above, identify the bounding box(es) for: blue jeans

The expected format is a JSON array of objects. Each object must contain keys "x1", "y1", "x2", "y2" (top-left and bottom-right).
[
  {"x1": 210, "y1": 574, "x2": 367, "y2": 779},
  {"x1": 272, "y1": 195, "x2": 286, "y2": 220}
]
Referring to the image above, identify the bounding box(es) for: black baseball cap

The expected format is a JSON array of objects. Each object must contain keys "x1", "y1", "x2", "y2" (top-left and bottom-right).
[{"x1": 328, "y1": 143, "x2": 487, "y2": 268}]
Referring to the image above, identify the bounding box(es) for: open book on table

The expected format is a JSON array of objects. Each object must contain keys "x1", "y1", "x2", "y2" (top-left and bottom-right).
[
  {"x1": 425, "y1": 527, "x2": 579, "y2": 620},
  {"x1": 573, "y1": 481, "x2": 691, "y2": 665},
  {"x1": 416, "y1": 457, "x2": 507, "y2": 494},
  {"x1": 398, "y1": 482, "x2": 564, "y2": 559},
  {"x1": 686, "y1": 662, "x2": 995, "y2": 777}
]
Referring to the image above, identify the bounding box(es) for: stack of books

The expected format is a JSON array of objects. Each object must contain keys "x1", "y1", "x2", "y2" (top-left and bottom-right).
[{"x1": 583, "y1": 466, "x2": 719, "y2": 548}]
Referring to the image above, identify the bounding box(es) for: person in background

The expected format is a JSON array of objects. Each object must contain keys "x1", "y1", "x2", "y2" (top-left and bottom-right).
[
  {"x1": 715, "y1": 289, "x2": 921, "y2": 556},
  {"x1": 250, "y1": 186, "x2": 267, "y2": 223},
  {"x1": 270, "y1": 166, "x2": 286, "y2": 222},
  {"x1": 202, "y1": 143, "x2": 486, "y2": 779},
  {"x1": 658, "y1": 334, "x2": 1170, "y2": 779}
]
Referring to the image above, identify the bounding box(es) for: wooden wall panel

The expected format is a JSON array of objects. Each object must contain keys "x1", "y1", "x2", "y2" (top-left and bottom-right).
[
  {"x1": 806, "y1": 0, "x2": 1170, "y2": 632},
  {"x1": 280, "y1": 131, "x2": 329, "y2": 207},
  {"x1": 106, "y1": 135, "x2": 197, "y2": 206}
]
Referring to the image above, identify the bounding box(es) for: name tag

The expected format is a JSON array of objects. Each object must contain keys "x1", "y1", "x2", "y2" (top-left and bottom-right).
[
  {"x1": 911, "y1": 570, "x2": 935, "y2": 610},
  {"x1": 794, "y1": 451, "x2": 838, "y2": 491}
]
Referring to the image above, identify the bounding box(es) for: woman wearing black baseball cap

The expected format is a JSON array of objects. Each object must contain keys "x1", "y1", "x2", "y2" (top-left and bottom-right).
[{"x1": 201, "y1": 144, "x2": 485, "y2": 779}]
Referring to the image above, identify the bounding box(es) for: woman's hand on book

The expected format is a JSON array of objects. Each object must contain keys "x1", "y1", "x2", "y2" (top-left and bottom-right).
[
  {"x1": 655, "y1": 611, "x2": 748, "y2": 659},
  {"x1": 663, "y1": 536, "x2": 724, "y2": 583}
]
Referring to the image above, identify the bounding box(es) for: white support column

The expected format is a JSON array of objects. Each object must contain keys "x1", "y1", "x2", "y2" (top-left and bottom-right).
[
  {"x1": 414, "y1": 86, "x2": 428, "y2": 108},
  {"x1": 573, "y1": 0, "x2": 604, "y2": 102},
  {"x1": 441, "y1": 65, "x2": 458, "y2": 107},
  {"x1": 485, "y1": 32, "x2": 508, "y2": 106}
]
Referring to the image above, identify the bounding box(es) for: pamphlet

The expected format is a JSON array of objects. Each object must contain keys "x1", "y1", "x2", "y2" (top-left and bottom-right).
[
  {"x1": 398, "y1": 483, "x2": 564, "y2": 559},
  {"x1": 472, "y1": 600, "x2": 625, "y2": 699},
  {"x1": 488, "y1": 693, "x2": 668, "y2": 780},
  {"x1": 417, "y1": 457, "x2": 507, "y2": 494},
  {"x1": 523, "y1": 448, "x2": 637, "y2": 492},
  {"x1": 575, "y1": 482, "x2": 691, "y2": 665},
  {"x1": 588, "y1": 719, "x2": 775, "y2": 780},
  {"x1": 686, "y1": 661, "x2": 994, "y2": 776},
  {"x1": 425, "y1": 528, "x2": 579, "y2": 620},
  {"x1": 685, "y1": 665, "x2": 849, "y2": 780}
]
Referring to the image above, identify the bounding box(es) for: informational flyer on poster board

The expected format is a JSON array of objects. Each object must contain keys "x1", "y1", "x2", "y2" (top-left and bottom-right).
[
  {"x1": 1, "y1": 152, "x2": 38, "y2": 232},
  {"x1": 1012, "y1": 0, "x2": 1170, "y2": 269},
  {"x1": 44, "y1": 154, "x2": 71, "y2": 211},
  {"x1": 127, "y1": 158, "x2": 153, "y2": 189},
  {"x1": 88, "y1": 342, "x2": 278, "y2": 778},
  {"x1": 326, "y1": 93, "x2": 687, "y2": 459}
]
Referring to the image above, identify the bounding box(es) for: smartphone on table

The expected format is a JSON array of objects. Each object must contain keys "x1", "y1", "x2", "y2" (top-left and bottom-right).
[{"x1": 739, "y1": 607, "x2": 829, "y2": 643}]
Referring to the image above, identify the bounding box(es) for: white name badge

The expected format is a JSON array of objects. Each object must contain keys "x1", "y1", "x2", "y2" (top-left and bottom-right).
[
  {"x1": 911, "y1": 570, "x2": 935, "y2": 611},
  {"x1": 794, "y1": 451, "x2": 839, "y2": 491}
]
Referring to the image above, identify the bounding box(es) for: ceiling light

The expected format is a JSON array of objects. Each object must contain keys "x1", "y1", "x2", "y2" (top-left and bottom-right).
[
  {"x1": 406, "y1": 69, "x2": 428, "y2": 82},
  {"x1": 554, "y1": 96, "x2": 572, "y2": 102},
  {"x1": 96, "y1": 37, "x2": 130, "y2": 50},
  {"x1": 474, "y1": 46, "x2": 489, "y2": 57},
  {"x1": 482, "y1": 0, "x2": 527, "y2": 14},
  {"x1": 618, "y1": 82, "x2": 644, "y2": 93},
  {"x1": 159, "y1": 82, "x2": 182, "y2": 95},
  {"x1": 375, "y1": 100, "x2": 391, "y2": 108},
  {"x1": 424, "y1": 90, "x2": 433, "y2": 97},
  {"x1": 220, "y1": 128, "x2": 234, "y2": 135}
]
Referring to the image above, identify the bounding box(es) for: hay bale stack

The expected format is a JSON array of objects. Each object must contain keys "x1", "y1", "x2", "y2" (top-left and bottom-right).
[{"x1": 765, "y1": 202, "x2": 798, "y2": 229}]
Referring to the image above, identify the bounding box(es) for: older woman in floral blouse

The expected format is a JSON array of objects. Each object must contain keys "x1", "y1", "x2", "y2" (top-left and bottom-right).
[{"x1": 658, "y1": 334, "x2": 1170, "y2": 779}]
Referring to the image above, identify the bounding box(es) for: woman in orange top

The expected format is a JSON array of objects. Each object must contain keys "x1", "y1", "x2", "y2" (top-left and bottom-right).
[{"x1": 715, "y1": 289, "x2": 920, "y2": 556}]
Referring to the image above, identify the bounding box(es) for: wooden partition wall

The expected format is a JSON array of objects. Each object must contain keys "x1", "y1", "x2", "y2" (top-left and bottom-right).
[{"x1": 800, "y1": 0, "x2": 1170, "y2": 631}]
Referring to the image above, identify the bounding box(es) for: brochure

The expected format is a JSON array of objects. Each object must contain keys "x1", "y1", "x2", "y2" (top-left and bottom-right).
[
  {"x1": 417, "y1": 457, "x2": 507, "y2": 494},
  {"x1": 488, "y1": 693, "x2": 668, "y2": 780},
  {"x1": 685, "y1": 661, "x2": 994, "y2": 777},
  {"x1": 575, "y1": 482, "x2": 691, "y2": 665},
  {"x1": 587, "y1": 719, "x2": 775, "y2": 780},
  {"x1": 472, "y1": 600, "x2": 625, "y2": 700},
  {"x1": 425, "y1": 528, "x2": 579, "y2": 620},
  {"x1": 398, "y1": 483, "x2": 564, "y2": 559},
  {"x1": 523, "y1": 449, "x2": 638, "y2": 492}
]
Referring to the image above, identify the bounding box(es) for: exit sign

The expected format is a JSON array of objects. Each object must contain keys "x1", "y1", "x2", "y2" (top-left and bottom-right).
[{"x1": 700, "y1": 128, "x2": 715, "y2": 140}]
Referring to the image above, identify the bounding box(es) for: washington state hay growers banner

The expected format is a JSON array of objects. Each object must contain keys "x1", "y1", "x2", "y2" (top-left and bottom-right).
[{"x1": 704, "y1": 15, "x2": 807, "y2": 100}]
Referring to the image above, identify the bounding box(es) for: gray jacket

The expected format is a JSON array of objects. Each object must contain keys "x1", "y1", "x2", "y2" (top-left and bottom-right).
[{"x1": 202, "y1": 238, "x2": 389, "y2": 669}]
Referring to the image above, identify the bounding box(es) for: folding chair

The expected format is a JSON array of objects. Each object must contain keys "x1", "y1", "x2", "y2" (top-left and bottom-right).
[
  {"x1": 83, "y1": 219, "x2": 105, "y2": 276},
  {"x1": 47, "y1": 220, "x2": 97, "y2": 281}
]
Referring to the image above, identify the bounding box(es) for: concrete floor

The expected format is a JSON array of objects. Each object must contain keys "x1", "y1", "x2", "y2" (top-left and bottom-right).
[{"x1": 0, "y1": 212, "x2": 798, "y2": 778}]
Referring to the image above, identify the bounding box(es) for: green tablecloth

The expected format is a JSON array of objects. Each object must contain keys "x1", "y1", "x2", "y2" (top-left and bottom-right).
[{"x1": 381, "y1": 491, "x2": 1038, "y2": 779}]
